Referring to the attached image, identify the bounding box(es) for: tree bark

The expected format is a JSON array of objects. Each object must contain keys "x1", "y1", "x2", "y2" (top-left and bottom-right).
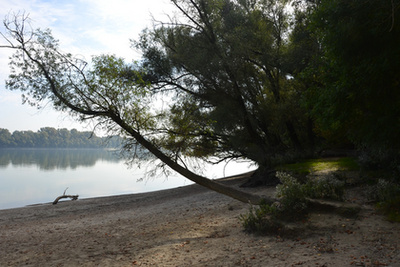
[{"x1": 111, "y1": 113, "x2": 271, "y2": 205}]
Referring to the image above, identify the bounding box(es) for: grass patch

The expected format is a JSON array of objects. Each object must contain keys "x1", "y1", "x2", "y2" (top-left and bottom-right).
[{"x1": 277, "y1": 157, "x2": 359, "y2": 175}]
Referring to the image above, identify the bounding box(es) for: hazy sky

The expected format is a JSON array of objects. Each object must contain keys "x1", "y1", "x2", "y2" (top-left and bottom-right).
[{"x1": 0, "y1": 0, "x2": 174, "y2": 133}]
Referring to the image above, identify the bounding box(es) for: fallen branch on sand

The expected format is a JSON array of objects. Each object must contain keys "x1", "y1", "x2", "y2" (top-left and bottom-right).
[{"x1": 53, "y1": 187, "x2": 79, "y2": 205}]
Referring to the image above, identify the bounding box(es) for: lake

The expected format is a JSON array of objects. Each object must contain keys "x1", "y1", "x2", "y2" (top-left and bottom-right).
[{"x1": 0, "y1": 149, "x2": 256, "y2": 210}]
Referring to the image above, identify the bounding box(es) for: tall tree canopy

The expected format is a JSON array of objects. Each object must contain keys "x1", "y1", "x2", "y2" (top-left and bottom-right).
[
  {"x1": 135, "y1": 0, "x2": 315, "y2": 169},
  {"x1": 306, "y1": 0, "x2": 400, "y2": 155}
]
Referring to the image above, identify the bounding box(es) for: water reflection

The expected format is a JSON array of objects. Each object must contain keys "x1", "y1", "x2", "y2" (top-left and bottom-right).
[
  {"x1": 0, "y1": 148, "x2": 255, "y2": 210},
  {"x1": 0, "y1": 149, "x2": 121, "y2": 170}
]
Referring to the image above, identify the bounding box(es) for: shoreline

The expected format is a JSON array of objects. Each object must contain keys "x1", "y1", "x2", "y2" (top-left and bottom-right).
[
  {"x1": 0, "y1": 173, "x2": 255, "y2": 222},
  {"x1": 0, "y1": 171, "x2": 255, "y2": 212},
  {"x1": 0, "y1": 172, "x2": 399, "y2": 266}
]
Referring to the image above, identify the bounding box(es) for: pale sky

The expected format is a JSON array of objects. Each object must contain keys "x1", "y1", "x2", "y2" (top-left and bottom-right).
[{"x1": 0, "y1": 0, "x2": 175, "y2": 133}]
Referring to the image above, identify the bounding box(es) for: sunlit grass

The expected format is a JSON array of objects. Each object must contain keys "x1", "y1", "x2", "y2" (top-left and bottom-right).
[{"x1": 277, "y1": 157, "x2": 359, "y2": 175}]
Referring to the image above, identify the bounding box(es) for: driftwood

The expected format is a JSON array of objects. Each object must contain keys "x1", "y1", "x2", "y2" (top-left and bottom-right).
[{"x1": 53, "y1": 188, "x2": 79, "y2": 205}]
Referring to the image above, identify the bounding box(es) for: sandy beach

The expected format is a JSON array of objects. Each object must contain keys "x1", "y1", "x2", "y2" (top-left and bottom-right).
[{"x1": 0, "y1": 174, "x2": 399, "y2": 267}]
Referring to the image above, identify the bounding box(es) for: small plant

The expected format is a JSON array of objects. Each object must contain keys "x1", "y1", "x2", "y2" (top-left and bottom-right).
[
  {"x1": 303, "y1": 175, "x2": 345, "y2": 201},
  {"x1": 275, "y1": 172, "x2": 309, "y2": 221},
  {"x1": 239, "y1": 202, "x2": 283, "y2": 234},
  {"x1": 367, "y1": 179, "x2": 400, "y2": 222},
  {"x1": 366, "y1": 179, "x2": 399, "y2": 202},
  {"x1": 241, "y1": 172, "x2": 348, "y2": 234},
  {"x1": 377, "y1": 196, "x2": 400, "y2": 222}
]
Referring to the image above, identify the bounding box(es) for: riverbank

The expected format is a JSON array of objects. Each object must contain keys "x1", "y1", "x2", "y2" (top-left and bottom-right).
[{"x1": 0, "y1": 174, "x2": 399, "y2": 266}]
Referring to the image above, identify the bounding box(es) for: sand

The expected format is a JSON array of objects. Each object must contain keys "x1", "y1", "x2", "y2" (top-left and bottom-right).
[{"x1": 0, "y1": 174, "x2": 399, "y2": 267}]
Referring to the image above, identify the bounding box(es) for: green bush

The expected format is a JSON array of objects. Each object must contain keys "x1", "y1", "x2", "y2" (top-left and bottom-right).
[
  {"x1": 275, "y1": 172, "x2": 309, "y2": 221},
  {"x1": 367, "y1": 179, "x2": 400, "y2": 222},
  {"x1": 303, "y1": 175, "x2": 345, "y2": 201},
  {"x1": 241, "y1": 172, "x2": 347, "y2": 234},
  {"x1": 377, "y1": 196, "x2": 400, "y2": 222},
  {"x1": 366, "y1": 179, "x2": 400, "y2": 202},
  {"x1": 239, "y1": 202, "x2": 284, "y2": 235}
]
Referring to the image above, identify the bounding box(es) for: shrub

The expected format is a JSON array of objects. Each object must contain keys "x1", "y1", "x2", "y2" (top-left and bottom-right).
[
  {"x1": 367, "y1": 179, "x2": 400, "y2": 222},
  {"x1": 367, "y1": 179, "x2": 400, "y2": 202},
  {"x1": 358, "y1": 149, "x2": 400, "y2": 178},
  {"x1": 239, "y1": 202, "x2": 284, "y2": 234},
  {"x1": 241, "y1": 172, "x2": 347, "y2": 234},
  {"x1": 303, "y1": 175, "x2": 345, "y2": 201},
  {"x1": 275, "y1": 172, "x2": 309, "y2": 221},
  {"x1": 377, "y1": 196, "x2": 400, "y2": 222}
]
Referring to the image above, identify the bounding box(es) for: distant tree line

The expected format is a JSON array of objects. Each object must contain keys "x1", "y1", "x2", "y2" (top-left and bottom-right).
[{"x1": 0, "y1": 127, "x2": 122, "y2": 148}]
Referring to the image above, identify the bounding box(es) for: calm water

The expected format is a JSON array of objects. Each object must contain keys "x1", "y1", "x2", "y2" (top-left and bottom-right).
[{"x1": 0, "y1": 149, "x2": 255, "y2": 210}]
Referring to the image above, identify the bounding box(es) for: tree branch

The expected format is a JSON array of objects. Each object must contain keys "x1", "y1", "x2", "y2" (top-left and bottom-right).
[{"x1": 52, "y1": 188, "x2": 79, "y2": 205}]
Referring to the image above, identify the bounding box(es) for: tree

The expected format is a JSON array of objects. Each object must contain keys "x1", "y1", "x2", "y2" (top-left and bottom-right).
[
  {"x1": 58, "y1": 128, "x2": 71, "y2": 147},
  {"x1": 134, "y1": 0, "x2": 315, "y2": 172},
  {"x1": 306, "y1": 0, "x2": 400, "y2": 156},
  {"x1": 1, "y1": 12, "x2": 265, "y2": 204},
  {"x1": 0, "y1": 128, "x2": 13, "y2": 147},
  {"x1": 0, "y1": 127, "x2": 112, "y2": 148},
  {"x1": 11, "y1": 130, "x2": 35, "y2": 147}
]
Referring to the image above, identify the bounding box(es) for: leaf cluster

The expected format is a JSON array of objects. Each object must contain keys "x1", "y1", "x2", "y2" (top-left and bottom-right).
[{"x1": 306, "y1": 0, "x2": 400, "y2": 152}]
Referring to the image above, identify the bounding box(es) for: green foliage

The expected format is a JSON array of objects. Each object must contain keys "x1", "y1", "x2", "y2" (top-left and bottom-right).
[
  {"x1": 0, "y1": 127, "x2": 121, "y2": 148},
  {"x1": 369, "y1": 179, "x2": 400, "y2": 203},
  {"x1": 0, "y1": 149, "x2": 120, "y2": 170},
  {"x1": 4, "y1": 20, "x2": 154, "y2": 138},
  {"x1": 278, "y1": 157, "x2": 359, "y2": 175},
  {"x1": 367, "y1": 179, "x2": 400, "y2": 222},
  {"x1": 241, "y1": 171, "x2": 346, "y2": 234},
  {"x1": 239, "y1": 201, "x2": 284, "y2": 235},
  {"x1": 275, "y1": 172, "x2": 309, "y2": 219},
  {"x1": 0, "y1": 129, "x2": 14, "y2": 147},
  {"x1": 302, "y1": 176, "x2": 345, "y2": 201},
  {"x1": 134, "y1": 0, "x2": 316, "y2": 167},
  {"x1": 358, "y1": 149, "x2": 400, "y2": 178},
  {"x1": 162, "y1": 100, "x2": 218, "y2": 158},
  {"x1": 306, "y1": 0, "x2": 400, "y2": 152},
  {"x1": 377, "y1": 197, "x2": 400, "y2": 223}
]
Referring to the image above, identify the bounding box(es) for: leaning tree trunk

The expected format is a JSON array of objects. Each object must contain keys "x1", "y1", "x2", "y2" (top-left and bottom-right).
[
  {"x1": 112, "y1": 114, "x2": 272, "y2": 205},
  {"x1": 21, "y1": 38, "x2": 269, "y2": 205}
]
